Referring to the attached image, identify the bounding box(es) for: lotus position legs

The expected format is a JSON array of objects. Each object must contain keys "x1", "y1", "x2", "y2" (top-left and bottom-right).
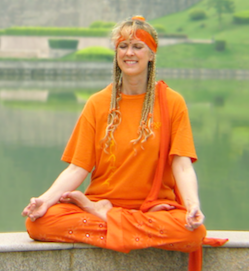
[{"x1": 60, "y1": 191, "x2": 113, "y2": 222}]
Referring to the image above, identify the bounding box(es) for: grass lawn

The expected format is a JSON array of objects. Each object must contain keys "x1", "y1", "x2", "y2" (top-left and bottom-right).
[{"x1": 156, "y1": 42, "x2": 249, "y2": 69}]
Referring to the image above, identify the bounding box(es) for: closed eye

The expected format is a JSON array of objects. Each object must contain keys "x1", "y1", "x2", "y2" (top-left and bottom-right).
[{"x1": 133, "y1": 45, "x2": 143, "y2": 49}]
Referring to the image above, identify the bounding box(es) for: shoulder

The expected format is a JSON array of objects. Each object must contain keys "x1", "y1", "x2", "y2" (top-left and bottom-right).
[
  {"x1": 87, "y1": 83, "x2": 112, "y2": 105},
  {"x1": 82, "y1": 83, "x2": 112, "y2": 112},
  {"x1": 166, "y1": 87, "x2": 186, "y2": 105},
  {"x1": 157, "y1": 81, "x2": 187, "y2": 114}
]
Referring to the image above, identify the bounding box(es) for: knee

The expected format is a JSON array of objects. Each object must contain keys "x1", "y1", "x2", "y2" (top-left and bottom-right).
[
  {"x1": 25, "y1": 204, "x2": 60, "y2": 241},
  {"x1": 26, "y1": 216, "x2": 47, "y2": 241},
  {"x1": 26, "y1": 203, "x2": 83, "y2": 241},
  {"x1": 186, "y1": 223, "x2": 207, "y2": 249},
  {"x1": 193, "y1": 224, "x2": 206, "y2": 242}
]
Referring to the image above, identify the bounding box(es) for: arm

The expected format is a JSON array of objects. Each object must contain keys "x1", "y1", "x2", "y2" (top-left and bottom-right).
[
  {"x1": 22, "y1": 163, "x2": 88, "y2": 221},
  {"x1": 172, "y1": 155, "x2": 205, "y2": 230}
]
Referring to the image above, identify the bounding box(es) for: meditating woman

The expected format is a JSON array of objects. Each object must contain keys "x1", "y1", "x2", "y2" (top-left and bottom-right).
[{"x1": 22, "y1": 16, "x2": 226, "y2": 271}]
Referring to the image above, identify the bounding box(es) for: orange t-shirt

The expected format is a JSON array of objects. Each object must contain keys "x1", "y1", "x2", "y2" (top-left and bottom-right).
[{"x1": 61, "y1": 81, "x2": 197, "y2": 209}]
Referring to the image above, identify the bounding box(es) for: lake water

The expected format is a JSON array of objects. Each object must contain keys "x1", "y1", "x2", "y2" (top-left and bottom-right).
[{"x1": 0, "y1": 76, "x2": 248, "y2": 232}]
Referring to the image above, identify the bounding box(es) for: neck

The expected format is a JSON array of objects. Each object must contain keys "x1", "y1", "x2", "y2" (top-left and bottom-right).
[{"x1": 121, "y1": 74, "x2": 147, "y2": 95}]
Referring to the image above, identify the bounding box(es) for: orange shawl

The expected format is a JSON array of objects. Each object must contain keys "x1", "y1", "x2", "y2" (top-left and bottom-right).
[{"x1": 140, "y1": 80, "x2": 228, "y2": 271}]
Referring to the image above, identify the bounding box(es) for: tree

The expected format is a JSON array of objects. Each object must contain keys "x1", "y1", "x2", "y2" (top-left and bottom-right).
[{"x1": 207, "y1": 0, "x2": 235, "y2": 28}]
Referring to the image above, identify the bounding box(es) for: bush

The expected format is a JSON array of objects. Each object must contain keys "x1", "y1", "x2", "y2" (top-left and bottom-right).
[
  {"x1": 189, "y1": 9, "x2": 207, "y2": 20},
  {"x1": 75, "y1": 46, "x2": 114, "y2": 61},
  {"x1": 233, "y1": 10, "x2": 249, "y2": 24},
  {"x1": 89, "y1": 21, "x2": 116, "y2": 29},
  {"x1": 3, "y1": 27, "x2": 110, "y2": 37},
  {"x1": 215, "y1": 40, "x2": 226, "y2": 51},
  {"x1": 176, "y1": 27, "x2": 183, "y2": 32},
  {"x1": 48, "y1": 92, "x2": 76, "y2": 102},
  {"x1": 152, "y1": 24, "x2": 167, "y2": 34},
  {"x1": 49, "y1": 39, "x2": 78, "y2": 50}
]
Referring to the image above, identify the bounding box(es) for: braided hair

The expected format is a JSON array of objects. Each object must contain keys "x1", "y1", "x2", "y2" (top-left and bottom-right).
[{"x1": 102, "y1": 17, "x2": 158, "y2": 152}]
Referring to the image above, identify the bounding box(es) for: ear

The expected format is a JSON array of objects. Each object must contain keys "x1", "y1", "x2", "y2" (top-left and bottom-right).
[{"x1": 149, "y1": 52, "x2": 154, "y2": 61}]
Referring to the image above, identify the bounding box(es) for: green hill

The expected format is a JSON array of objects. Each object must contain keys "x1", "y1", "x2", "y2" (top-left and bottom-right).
[
  {"x1": 150, "y1": 0, "x2": 249, "y2": 44},
  {"x1": 150, "y1": 0, "x2": 249, "y2": 69}
]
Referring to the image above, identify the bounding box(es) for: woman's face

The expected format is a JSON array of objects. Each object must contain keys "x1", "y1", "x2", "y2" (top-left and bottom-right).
[{"x1": 117, "y1": 38, "x2": 154, "y2": 78}]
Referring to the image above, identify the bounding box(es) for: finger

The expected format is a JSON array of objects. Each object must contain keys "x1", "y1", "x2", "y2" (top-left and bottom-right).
[
  {"x1": 60, "y1": 195, "x2": 70, "y2": 202},
  {"x1": 22, "y1": 202, "x2": 34, "y2": 216},
  {"x1": 160, "y1": 204, "x2": 175, "y2": 210},
  {"x1": 60, "y1": 192, "x2": 71, "y2": 200},
  {"x1": 186, "y1": 213, "x2": 204, "y2": 230},
  {"x1": 30, "y1": 197, "x2": 37, "y2": 205},
  {"x1": 21, "y1": 208, "x2": 29, "y2": 216},
  {"x1": 29, "y1": 208, "x2": 43, "y2": 221},
  {"x1": 23, "y1": 198, "x2": 39, "y2": 216},
  {"x1": 185, "y1": 224, "x2": 194, "y2": 231},
  {"x1": 59, "y1": 197, "x2": 71, "y2": 202},
  {"x1": 28, "y1": 198, "x2": 39, "y2": 213},
  {"x1": 192, "y1": 216, "x2": 205, "y2": 228},
  {"x1": 186, "y1": 208, "x2": 199, "y2": 225},
  {"x1": 29, "y1": 214, "x2": 36, "y2": 222},
  {"x1": 186, "y1": 214, "x2": 194, "y2": 227}
]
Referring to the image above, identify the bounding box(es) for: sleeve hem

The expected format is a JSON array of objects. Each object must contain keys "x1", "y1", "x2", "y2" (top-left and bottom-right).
[
  {"x1": 168, "y1": 151, "x2": 198, "y2": 165},
  {"x1": 61, "y1": 155, "x2": 93, "y2": 173}
]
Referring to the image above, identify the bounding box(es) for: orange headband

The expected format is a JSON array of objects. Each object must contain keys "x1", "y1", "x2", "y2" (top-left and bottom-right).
[
  {"x1": 116, "y1": 29, "x2": 157, "y2": 53},
  {"x1": 116, "y1": 17, "x2": 157, "y2": 53}
]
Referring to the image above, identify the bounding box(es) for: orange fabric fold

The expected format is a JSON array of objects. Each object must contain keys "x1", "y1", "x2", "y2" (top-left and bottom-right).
[
  {"x1": 140, "y1": 80, "x2": 228, "y2": 271},
  {"x1": 203, "y1": 237, "x2": 228, "y2": 247},
  {"x1": 140, "y1": 80, "x2": 169, "y2": 212}
]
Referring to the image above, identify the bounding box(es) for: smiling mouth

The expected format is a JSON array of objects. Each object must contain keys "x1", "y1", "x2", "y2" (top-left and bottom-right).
[{"x1": 124, "y1": 60, "x2": 137, "y2": 64}]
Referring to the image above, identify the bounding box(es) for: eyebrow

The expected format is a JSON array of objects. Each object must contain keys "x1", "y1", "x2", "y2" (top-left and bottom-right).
[{"x1": 119, "y1": 41, "x2": 145, "y2": 45}]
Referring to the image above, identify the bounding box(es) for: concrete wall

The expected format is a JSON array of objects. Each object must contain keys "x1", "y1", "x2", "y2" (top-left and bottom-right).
[{"x1": 0, "y1": 0, "x2": 201, "y2": 28}]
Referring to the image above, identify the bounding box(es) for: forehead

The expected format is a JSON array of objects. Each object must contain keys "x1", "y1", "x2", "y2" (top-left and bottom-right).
[{"x1": 119, "y1": 39, "x2": 146, "y2": 45}]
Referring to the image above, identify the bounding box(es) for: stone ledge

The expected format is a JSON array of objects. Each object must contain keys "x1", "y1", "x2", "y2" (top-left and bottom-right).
[
  {"x1": 0, "y1": 231, "x2": 248, "y2": 253},
  {"x1": 0, "y1": 231, "x2": 249, "y2": 271}
]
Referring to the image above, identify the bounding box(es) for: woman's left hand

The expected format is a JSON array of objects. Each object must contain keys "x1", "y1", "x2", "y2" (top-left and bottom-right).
[{"x1": 185, "y1": 205, "x2": 205, "y2": 231}]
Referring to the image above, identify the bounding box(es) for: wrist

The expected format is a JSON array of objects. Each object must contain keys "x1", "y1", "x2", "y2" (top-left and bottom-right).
[
  {"x1": 38, "y1": 194, "x2": 56, "y2": 208},
  {"x1": 185, "y1": 199, "x2": 200, "y2": 211}
]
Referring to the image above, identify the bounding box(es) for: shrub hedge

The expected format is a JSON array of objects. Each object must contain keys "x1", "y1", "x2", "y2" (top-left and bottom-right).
[
  {"x1": 233, "y1": 10, "x2": 249, "y2": 24},
  {"x1": 89, "y1": 21, "x2": 116, "y2": 29},
  {"x1": 49, "y1": 39, "x2": 79, "y2": 49},
  {"x1": 48, "y1": 92, "x2": 76, "y2": 102},
  {"x1": 75, "y1": 46, "x2": 114, "y2": 61},
  {"x1": 160, "y1": 33, "x2": 188, "y2": 39},
  {"x1": 215, "y1": 40, "x2": 226, "y2": 51},
  {"x1": 3, "y1": 27, "x2": 110, "y2": 37},
  {"x1": 152, "y1": 24, "x2": 167, "y2": 34},
  {"x1": 189, "y1": 9, "x2": 207, "y2": 20}
]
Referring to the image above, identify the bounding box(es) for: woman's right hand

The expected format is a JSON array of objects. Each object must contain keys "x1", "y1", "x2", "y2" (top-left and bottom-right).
[{"x1": 22, "y1": 197, "x2": 48, "y2": 222}]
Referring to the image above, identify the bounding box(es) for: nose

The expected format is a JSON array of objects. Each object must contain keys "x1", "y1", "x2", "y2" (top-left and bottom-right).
[{"x1": 126, "y1": 44, "x2": 134, "y2": 56}]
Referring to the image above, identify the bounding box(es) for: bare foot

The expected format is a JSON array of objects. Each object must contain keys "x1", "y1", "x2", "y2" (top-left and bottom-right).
[
  {"x1": 60, "y1": 191, "x2": 113, "y2": 222},
  {"x1": 148, "y1": 204, "x2": 175, "y2": 212}
]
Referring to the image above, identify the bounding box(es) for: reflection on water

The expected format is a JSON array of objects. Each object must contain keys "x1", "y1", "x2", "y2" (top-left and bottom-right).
[
  {"x1": 0, "y1": 78, "x2": 248, "y2": 232},
  {"x1": 0, "y1": 106, "x2": 78, "y2": 146}
]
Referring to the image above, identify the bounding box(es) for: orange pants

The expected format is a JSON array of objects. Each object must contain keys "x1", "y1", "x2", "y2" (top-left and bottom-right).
[{"x1": 26, "y1": 203, "x2": 206, "y2": 254}]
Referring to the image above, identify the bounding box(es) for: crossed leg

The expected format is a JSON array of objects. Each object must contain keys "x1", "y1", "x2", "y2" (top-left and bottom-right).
[
  {"x1": 26, "y1": 193, "x2": 206, "y2": 254},
  {"x1": 59, "y1": 191, "x2": 113, "y2": 222}
]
